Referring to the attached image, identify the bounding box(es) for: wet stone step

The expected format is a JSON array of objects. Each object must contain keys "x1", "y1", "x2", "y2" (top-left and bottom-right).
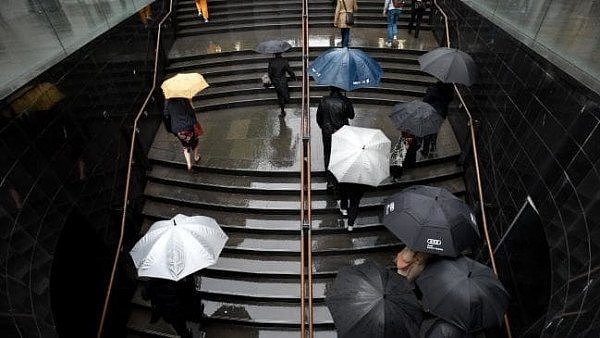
[
  {"x1": 143, "y1": 176, "x2": 464, "y2": 213},
  {"x1": 197, "y1": 275, "x2": 330, "y2": 300},
  {"x1": 127, "y1": 306, "x2": 178, "y2": 338},
  {"x1": 142, "y1": 200, "x2": 385, "y2": 233},
  {"x1": 203, "y1": 251, "x2": 395, "y2": 277},
  {"x1": 200, "y1": 299, "x2": 334, "y2": 327},
  {"x1": 200, "y1": 324, "x2": 337, "y2": 338},
  {"x1": 177, "y1": 7, "x2": 429, "y2": 20}
]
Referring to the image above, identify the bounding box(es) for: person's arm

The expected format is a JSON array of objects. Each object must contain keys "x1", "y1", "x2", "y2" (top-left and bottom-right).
[
  {"x1": 346, "y1": 100, "x2": 355, "y2": 120},
  {"x1": 383, "y1": 0, "x2": 389, "y2": 16},
  {"x1": 316, "y1": 100, "x2": 324, "y2": 128},
  {"x1": 268, "y1": 60, "x2": 275, "y2": 81},
  {"x1": 353, "y1": 0, "x2": 358, "y2": 11},
  {"x1": 284, "y1": 60, "x2": 296, "y2": 80},
  {"x1": 163, "y1": 101, "x2": 172, "y2": 133}
]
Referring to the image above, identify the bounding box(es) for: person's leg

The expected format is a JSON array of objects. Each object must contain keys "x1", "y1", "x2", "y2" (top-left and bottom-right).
[
  {"x1": 338, "y1": 186, "x2": 349, "y2": 215},
  {"x1": 391, "y1": 9, "x2": 400, "y2": 39},
  {"x1": 414, "y1": 11, "x2": 423, "y2": 37},
  {"x1": 322, "y1": 133, "x2": 335, "y2": 190},
  {"x1": 341, "y1": 28, "x2": 350, "y2": 47},
  {"x1": 386, "y1": 11, "x2": 394, "y2": 43},
  {"x1": 169, "y1": 318, "x2": 192, "y2": 338},
  {"x1": 346, "y1": 189, "x2": 364, "y2": 231},
  {"x1": 408, "y1": 10, "x2": 416, "y2": 33},
  {"x1": 183, "y1": 148, "x2": 193, "y2": 171},
  {"x1": 200, "y1": 0, "x2": 208, "y2": 21}
]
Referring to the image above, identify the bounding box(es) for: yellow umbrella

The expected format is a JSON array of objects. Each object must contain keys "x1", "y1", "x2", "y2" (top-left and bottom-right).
[{"x1": 160, "y1": 73, "x2": 209, "y2": 99}]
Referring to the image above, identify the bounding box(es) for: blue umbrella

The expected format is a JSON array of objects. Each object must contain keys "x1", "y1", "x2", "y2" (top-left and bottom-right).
[{"x1": 308, "y1": 47, "x2": 383, "y2": 91}]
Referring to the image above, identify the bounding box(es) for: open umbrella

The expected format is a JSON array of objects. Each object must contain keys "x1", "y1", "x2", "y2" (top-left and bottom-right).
[
  {"x1": 308, "y1": 47, "x2": 383, "y2": 91},
  {"x1": 161, "y1": 73, "x2": 209, "y2": 99},
  {"x1": 418, "y1": 47, "x2": 477, "y2": 86},
  {"x1": 383, "y1": 185, "x2": 479, "y2": 257},
  {"x1": 421, "y1": 318, "x2": 473, "y2": 338},
  {"x1": 129, "y1": 214, "x2": 228, "y2": 281},
  {"x1": 416, "y1": 256, "x2": 509, "y2": 332},
  {"x1": 389, "y1": 100, "x2": 443, "y2": 137},
  {"x1": 328, "y1": 125, "x2": 391, "y2": 186},
  {"x1": 255, "y1": 40, "x2": 292, "y2": 54},
  {"x1": 326, "y1": 260, "x2": 423, "y2": 338}
]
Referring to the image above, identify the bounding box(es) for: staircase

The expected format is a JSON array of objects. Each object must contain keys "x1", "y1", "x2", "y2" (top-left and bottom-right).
[{"x1": 126, "y1": 1, "x2": 462, "y2": 337}]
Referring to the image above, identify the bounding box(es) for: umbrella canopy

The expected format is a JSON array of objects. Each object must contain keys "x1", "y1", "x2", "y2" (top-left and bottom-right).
[
  {"x1": 383, "y1": 185, "x2": 479, "y2": 257},
  {"x1": 418, "y1": 47, "x2": 477, "y2": 86},
  {"x1": 326, "y1": 260, "x2": 423, "y2": 338},
  {"x1": 328, "y1": 125, "x2": 391, "y2": 186},
  {"x1": 421, "y1": 318, "x2": 473, "y2": 338},
  {"x1": 254, "y1": 40, "x2": 292, "y2": 54},
  {"x1": 389, "y1": 100, "x2": 443, "y2": 137},
  {"x1": 308, "y1": 47, "x2": 383, "y2": 91},
  {"x1": 129, "y1": 214, "x2": 228, "y2": 281},
  {"x1": 161, "y1": 73, "x2": 209, "y2": 99},
  {"x1": 416, "y1": 256, "x2": 510, "y2": 332}
]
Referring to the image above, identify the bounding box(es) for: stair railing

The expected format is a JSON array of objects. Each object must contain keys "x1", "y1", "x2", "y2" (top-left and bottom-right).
[
  {"x1": 433, "y1": 1, "x2": 512, "y2": 337},
  {"x1": 96, "y1": 1, "x2": 174, "y2": 337},
  {"x1": 300, "y1": 0, "x2": 314, "y2": 336}
]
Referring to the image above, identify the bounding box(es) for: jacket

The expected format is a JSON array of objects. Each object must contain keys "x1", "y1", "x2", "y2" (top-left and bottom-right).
[
  {"x1": 423, "y1": 82, "x2": 454, "y2": 117},
  {"x1": 142, "y1": 276, "x2": 195, "y2": 322},
  {"x1": 334, "y1": 0, "x2": 358, "y2": 28},
  {"x1": 268, "y1": 57, "x2": 296, "y2": 94},
  {"x1": 316, "y1": 91, "x2": 355, "y2": 135},
  {"x1": 164, "y1": 98, "x2": 197, "y2": 133}
]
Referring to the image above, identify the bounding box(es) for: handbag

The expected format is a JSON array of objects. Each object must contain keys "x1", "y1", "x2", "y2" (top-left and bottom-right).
[
  {"x1": 193, "y1": 121, "x2": 204, "y2": 136},
  {"x1": 261, "y1": 73, "x2": 272, "y2": 88},
  {"x1": 341, "y1": 0, "x2": 354, "y2": 25}
]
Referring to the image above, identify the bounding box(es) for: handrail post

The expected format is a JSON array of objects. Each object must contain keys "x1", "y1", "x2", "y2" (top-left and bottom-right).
[
  {"x1": 434, "y1": 1, "x2": 512, "y2": 337},
  {"x1": 97, "y1": 1, "x2": 174, "y2": 337}
]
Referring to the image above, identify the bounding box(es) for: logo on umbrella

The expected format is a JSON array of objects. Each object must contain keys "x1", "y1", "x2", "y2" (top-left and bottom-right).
[{"x1": 426, "y1": 238, "x2": 443, "y2": 251}]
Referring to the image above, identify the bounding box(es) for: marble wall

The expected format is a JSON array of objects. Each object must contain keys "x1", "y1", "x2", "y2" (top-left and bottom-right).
[
  {"x1": 0, "y1": 0, "x2": 171, "y2": 336},
  {"x1": 433, "y1": 0, "x2": 600, "y2": 336}
]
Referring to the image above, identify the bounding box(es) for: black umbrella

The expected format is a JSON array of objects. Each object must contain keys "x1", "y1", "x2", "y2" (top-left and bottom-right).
[
  {"x1": 418, "y1": 47, "x2": 477, "y2": 86},
  {"x1": 383, "y1": 185, "x2": 480, "y2": 257},
  {"x1": 416, "y1": 256, "x2": 509, "y2": 332},
  {"x1": 326, "y1": 260, "x2": 423, "y2": 338},
  {"x1": 389, "y1": 100, "x2": 443, "y2": 137},
  {"x1": 421, "y1": 318, "x2": 473, "y2": 338},
  {"x1": 254, "y1": 40, "x2": 292, "y2": 54}
]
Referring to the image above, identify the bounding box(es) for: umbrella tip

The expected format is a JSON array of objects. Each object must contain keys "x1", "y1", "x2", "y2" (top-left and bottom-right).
[
  {"x1": 362, "y1": 145, "x2": 365, "y2": 150},
  {"x1": 173, "y1": 220, "x2": 177, "y2": 226}
]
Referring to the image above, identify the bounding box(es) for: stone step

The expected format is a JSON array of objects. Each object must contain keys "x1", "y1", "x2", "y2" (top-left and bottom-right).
[
  {"x1": 143, "y1": 176, "x2": 465, "y2": 214},
  {"x1": 176, "y1": 0, "x2": 432, "y2": 12},
  {"x1": 177, "y1": 9, "x2": 429, "y2": 22},
  {"x1": 204, "y1": 251, "x2": 396, "y2": 277}
]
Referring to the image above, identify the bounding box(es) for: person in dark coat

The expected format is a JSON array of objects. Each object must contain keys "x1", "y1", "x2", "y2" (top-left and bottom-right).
[
  {"x1": 142, "y1": 276, "x2": 197, "y2": 338},
  {"x1": 316, "y1": 86, "x2": 355, "y2": 192},
  {"x1": 337, "y1": 182, "x2": 369, "y2": 231},
  {"x1": 407, "y1": 0, "x2": 427, "y2": 38},
  {"x1": 420, "y1": 81, "x2": 454, "y2": 156},
  {"x1": 268, "y1": 53, "x2": 296, "y2": 116},
  {"x1": 164, "y1": 98, "x2": 201, "y2": 171}
]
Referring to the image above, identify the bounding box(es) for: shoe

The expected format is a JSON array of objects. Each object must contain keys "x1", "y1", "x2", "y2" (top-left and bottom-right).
[
  {"x1": 347, "y1": 225, "x2": 353, "y2": 232},
  {"x1": 198, "y1": 11, "x2": 202, "y2": 17},
  {"x1": 337, "y1": 200, "x2": 348, "y2": 216},
  {"x1": 385, "y1": 41, "x2": 392, "y2": 47},
  {"x1": 204, "y1": 18, "x2": 209, "y2": 22},
  {"x1": 393, "y1": 35, "x2": 397, "y2": 40}
]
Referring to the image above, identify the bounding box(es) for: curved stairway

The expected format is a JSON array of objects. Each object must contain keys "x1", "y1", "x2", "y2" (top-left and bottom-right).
[{"x1": 126, "y1": 1, "x2": 461, "y2": 337}]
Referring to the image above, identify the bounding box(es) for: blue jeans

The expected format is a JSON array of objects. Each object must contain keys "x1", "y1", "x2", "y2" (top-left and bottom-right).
[
  {"x1": 341, "y1": 28, "x2": 350, "y2": 47},
  {"x1": 387, "y1": 9, "x2": 401, "y2": 42}
]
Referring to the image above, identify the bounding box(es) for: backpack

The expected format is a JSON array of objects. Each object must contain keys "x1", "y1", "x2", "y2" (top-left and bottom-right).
[{"x1": 392, "y1": 0, "x2": 404, "y2": 7}]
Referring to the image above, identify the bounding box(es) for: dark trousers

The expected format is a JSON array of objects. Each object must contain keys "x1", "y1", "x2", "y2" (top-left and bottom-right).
[
  {"x1": 408, "y1": 9, "x2": 424, "y2": 38},
  {"x1": 338, "y1": 184, "x2": 365, "y2": 226},
  {"x1": 419, "y1": 134, "x2": 437, "y2": 156},
  {"x1": 341, "y1": 28, "x2": 350, "y2": 47},
  {"x1": 322, "y1": 132, "x2": 336, "y2": 189}
]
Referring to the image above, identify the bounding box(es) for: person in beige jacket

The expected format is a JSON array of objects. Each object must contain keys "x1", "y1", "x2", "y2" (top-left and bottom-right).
[{"x1": 333, "y1": 0, "x2": 358, "y2": 47}]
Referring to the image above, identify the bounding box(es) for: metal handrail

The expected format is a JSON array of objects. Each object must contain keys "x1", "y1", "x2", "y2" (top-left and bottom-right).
[
  {"x1": 96, "y1": 1, "x2": 174, "y2": 337},
  {"x1": 433, "y1": 1, "x2": 512, "y2": 337},
  {"x1": 300, "y1": 0, "x2": 314, "y2": 336}
]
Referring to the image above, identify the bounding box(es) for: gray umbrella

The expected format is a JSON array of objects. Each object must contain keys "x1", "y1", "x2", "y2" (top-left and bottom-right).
[
  {"x1": 418, "y1": 47, "x2": 477, "y2": 86},
  {"x1": 389, "y1": 100, "x2": 443, "y2": 137},
  {"x1": 254, "y1": 40, "x2": 292, "y2": 54},
  {"x1": 326, "y1": 260, "x2": 423, "y2": 338},
  {"x1": 382, "y1": 185, "x2": 480, "y2": 257},
  {"x1": 421, "y1": 318, "x2": 473, "y2": 338},
  {"x1": 416, "y1": 256, "x2": 510, "y2": 332}
]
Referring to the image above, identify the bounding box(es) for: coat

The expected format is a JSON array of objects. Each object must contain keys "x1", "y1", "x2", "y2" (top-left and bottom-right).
[
  {"x1": 316, "y1": 91, "x2": 355, "y2": 135},
  {"x1": 142, "y1": 276, "x2": 196, "y2": 323},
  {"x1": 423, "y1": 82, "x2": 454, "y2": 117},
  {"x1": 164, "y1": 98, "x2": 197, "y2": 133},
  {"x1": 334, "y1": 0, "x2": 358, "y2": 28},
  {"x1": 268, "y1": 57, "x2": 296, "y2": 100}
]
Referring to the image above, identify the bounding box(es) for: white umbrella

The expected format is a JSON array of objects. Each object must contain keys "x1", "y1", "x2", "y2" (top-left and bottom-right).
[
  {"x1": 328, "y1": 125, "x2": 391, "y2": 186},
  {"x1": 129, "y1": 214, "x2": 228, "y2": 281}
]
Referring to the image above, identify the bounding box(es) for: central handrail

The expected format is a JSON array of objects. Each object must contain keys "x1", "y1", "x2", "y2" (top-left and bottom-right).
[
  {"x1": 97, "y1": 1, "x2": 174, "y2": 337},
  {"x1": 299, "y1": 0, "x2": 314, "y2": 336},
  {"x1": 433, "y1": 1, "x2": 512, "y2": 337}
]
